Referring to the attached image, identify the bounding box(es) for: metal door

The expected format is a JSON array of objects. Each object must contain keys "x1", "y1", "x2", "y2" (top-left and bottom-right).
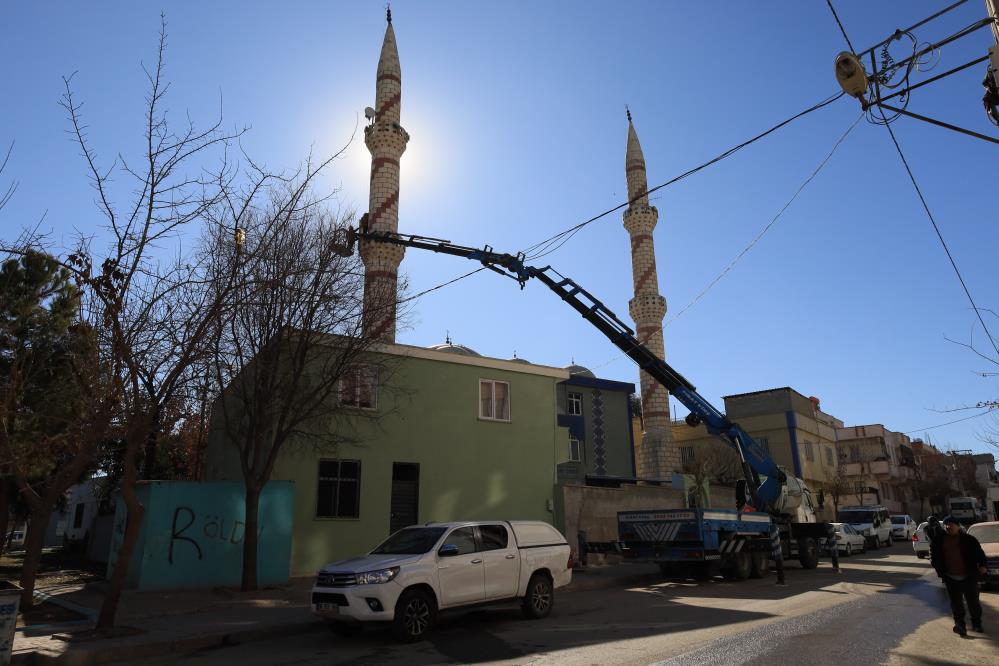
[{"x1": 390, "y1": 463, "x2": 420, "y2": 534}]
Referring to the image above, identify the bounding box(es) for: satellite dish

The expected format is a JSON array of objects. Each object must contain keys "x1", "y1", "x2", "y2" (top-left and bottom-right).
[{"x1": 364, "y1": 107, "x2": 376, "y2": 121}]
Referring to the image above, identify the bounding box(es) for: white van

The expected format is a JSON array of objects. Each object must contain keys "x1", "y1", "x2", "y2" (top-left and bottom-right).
[{"x1": 838, "y1": 505, "x2": 893, "y2": 548}]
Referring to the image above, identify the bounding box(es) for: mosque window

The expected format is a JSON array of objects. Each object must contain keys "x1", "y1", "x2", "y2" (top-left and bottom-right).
[
  {"x1": 340, "y1": 365, "x2": 378, "y2": 409},
  {"x1": 568, "y1": 438, "x2": 582, "y2": 462},
  {"x1": 479, "y1": 379, "x2": 511, "y2": 421},
  {"x1": 567, "y1": 392, "x2": 582, "y2": 416}
]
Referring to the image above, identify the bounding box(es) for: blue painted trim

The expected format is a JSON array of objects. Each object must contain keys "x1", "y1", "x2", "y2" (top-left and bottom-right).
[
  {"x1": 626, "y1": 393, "x2": 637, "y2": 477},
  {"x1": 561, "y1": 375, "x2": 635, "y2": 393},
  {"x1": 557, "y1": 414, "x2": 585, "y2": 442},
  {"x1": 785, "y1": 411, "x2": 802, "y2": 478}
]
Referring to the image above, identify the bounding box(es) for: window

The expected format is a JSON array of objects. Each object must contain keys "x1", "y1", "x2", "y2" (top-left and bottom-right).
[
  {"x1": 567, "y1": 392, "x2": 582, "y2": 416},
  {"x1": 479, "y1": 525, "x2": 509, "y2": 551},
  {"x1": 803, "y1": 440, "x2": 815, "y2": 462},
  {"x1": 568, "y1": 438, "x2": 582, "y2": 462},
  {"x1": 316, "y1": 460, "x2": 361, "y2": 518},
  {"x1": 340, "y1": 366, "x2": 377, "y2": 409},
  {"x1": 680, "y1": 446, "x2": 695, "y2": 466},
  {"x1": 756, "y1": 437, "x2": 770, "y2": 454},
  {"x1": 825, "y1": 446, "x2": 834, "y2": 466},
  {"x1": 479, "y1": 379, "x2": 511, "y2": 421},
  {"x1": 849, "y1": 445, "x2": 861, "y2": 462},
  {"x1": 440, "y1": 527, "x2": 477, "y2": 555},
  {"x1": 73, "y1": 503, "x2": 85, "y2": 529}
]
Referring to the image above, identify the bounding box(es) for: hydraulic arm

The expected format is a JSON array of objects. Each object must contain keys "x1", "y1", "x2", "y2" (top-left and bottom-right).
[{"x1": 343, "y1": 220, "x2": 786, "y2": 512}]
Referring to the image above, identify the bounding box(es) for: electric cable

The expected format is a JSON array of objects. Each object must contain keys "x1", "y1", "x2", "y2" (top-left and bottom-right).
[
  {"x1": 400, "y1": 90, "x2": 847, "y2": 307},
  {"x1": 882, "y1": 121, "x2": 999, "y2": 360},
  {"x1": 585, "y1": 112, "x2": 864, "y2": 373},
  {"x1": 902, "y1": 407, "x2": 995, "y2": 434},
  {"x1": 826, "y1": 0, "x2": 857, "y2": 53}
]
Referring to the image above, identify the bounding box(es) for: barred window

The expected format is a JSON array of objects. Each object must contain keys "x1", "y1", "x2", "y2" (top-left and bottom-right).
[
  {"x1": 340, "y1": 366, "x2": 377, "y2": 409},
  {"x1": 316, "y1": 460, "x2": 361, "y2": 518},
  {"x1": 825, "y1": 446, "x2": 834, "y2": 466},
  {"x1": 756, "y1": 437, "x2": 770, "y2": 454},
  {"x1": 680, "y1": 446, "x2": 695, "y2": 466},
  {"x1": 804, "y1": 440, "x2": 815, "y2": 462}
]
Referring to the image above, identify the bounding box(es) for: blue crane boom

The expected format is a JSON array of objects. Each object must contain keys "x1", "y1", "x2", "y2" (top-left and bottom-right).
[{"x1": 346, "y1": 221, "x2": 786, "y2": 513}]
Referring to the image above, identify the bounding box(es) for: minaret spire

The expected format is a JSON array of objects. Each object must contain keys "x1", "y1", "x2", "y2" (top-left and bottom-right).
[
  {"x1": 361, "y1": 11, "x2": 410, "y2": 343},
  {"x1": 622, "y1": 113, "x2": 678, "y2": 478}
]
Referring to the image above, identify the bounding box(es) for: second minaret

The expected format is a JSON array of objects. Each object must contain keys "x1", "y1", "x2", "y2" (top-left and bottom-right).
[
  {"x1": 361, "y1": 10, "x2": 410, "y2": 343},
  {"x1": 623, "y1": 111, "x2": 679, "y2": 478}
]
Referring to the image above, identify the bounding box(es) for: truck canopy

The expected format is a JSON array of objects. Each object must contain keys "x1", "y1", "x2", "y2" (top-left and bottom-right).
[{"x1": 510, "y1": 521, "x2": 567, "y2": 548}]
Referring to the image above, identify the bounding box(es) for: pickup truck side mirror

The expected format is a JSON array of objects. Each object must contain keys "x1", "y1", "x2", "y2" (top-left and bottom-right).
[{"x1": 438, "y1": 544, "x2": 460, "y2": 557}]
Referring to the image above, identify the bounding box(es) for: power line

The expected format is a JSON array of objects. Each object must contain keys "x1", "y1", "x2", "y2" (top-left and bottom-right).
[
  {"x1": 402, "y1": 90, "x2": 846, "y2": 306},
  {"x1": 882, "y1": 120, "x2": 999, "y2": 360},
  {"x1": 524, "y1": 91, "x2": 846, "y2": 261},
  {"x1": 586, "y1": 112, "x2": 864, "y2": 372},
  {"x1": 902, "y1": 407, "x2": 995, "y2": 434},
  {"x1": 825, "y1": 0, "x2": 856, "y2": 53}
]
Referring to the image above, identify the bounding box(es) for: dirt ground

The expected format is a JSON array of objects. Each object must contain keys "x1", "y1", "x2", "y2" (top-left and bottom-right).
[{"x1": 1, "y1": 547, "x2": 102, "y2": 627}]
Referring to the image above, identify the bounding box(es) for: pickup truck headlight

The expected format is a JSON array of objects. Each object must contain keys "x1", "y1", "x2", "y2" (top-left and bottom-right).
[{"x1": 355, "y1": 567, "x2": 400, "y2": 585}]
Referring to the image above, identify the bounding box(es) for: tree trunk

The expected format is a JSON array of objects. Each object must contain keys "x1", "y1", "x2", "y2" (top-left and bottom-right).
[
  {"x1": 241, "y1": 483, "x2": 262, "y2": 591},
  {"x1": 0, "y1": 478, "x2": 9, "y2": 557},
  {"x1": 97, "y1": 428, "x2": 145, "y2": 632},
  {"x1": 19, "y1": 504, "x2": 54, "y2": 608}
]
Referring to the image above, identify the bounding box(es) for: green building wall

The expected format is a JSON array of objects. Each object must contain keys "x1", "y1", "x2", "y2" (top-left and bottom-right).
[{"x1": 206, "y1": 345, "x2": 570, "y2": 576}]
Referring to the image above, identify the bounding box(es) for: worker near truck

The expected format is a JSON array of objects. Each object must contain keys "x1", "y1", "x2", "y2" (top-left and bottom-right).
[{"x1": 929, "y1": 515, "x2": 987, "y2": 636}]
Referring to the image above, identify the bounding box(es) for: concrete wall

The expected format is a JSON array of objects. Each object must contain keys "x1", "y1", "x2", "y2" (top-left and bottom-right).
[
  {"x1": 107, "y1": 481, "x2": 294, "y2": 590},
  {"x1": 207, "y1": 345, "x2": 569, "y2": 576}
]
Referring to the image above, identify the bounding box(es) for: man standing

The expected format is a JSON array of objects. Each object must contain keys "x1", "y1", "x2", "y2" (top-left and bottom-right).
[{"x1": 929, "y1": 515, "x2": 988, "y2": 636}]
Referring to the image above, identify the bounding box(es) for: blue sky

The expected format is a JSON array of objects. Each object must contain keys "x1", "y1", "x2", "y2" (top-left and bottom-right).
[{"x1": 2, "y1": 1, "x2": 997, "y2": 454}]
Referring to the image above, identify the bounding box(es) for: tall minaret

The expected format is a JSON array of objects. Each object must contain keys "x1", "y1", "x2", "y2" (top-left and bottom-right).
[
  {"x1": 623, "y1": 109, "x2": 679, "y2": 478},
  {"x1": 361, "y1": 8, "x2": 410, "y2": 343}
]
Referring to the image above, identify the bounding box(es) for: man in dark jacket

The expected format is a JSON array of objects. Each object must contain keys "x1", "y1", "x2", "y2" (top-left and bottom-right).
[{"x1": 929, "y1": 515, "x2": 988, "y2": 636}]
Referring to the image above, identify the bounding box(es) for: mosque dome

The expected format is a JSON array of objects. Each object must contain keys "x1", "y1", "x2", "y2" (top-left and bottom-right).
[
  {"x1": 508, "y1": 357, "x2": 531, "y2": 364},
  {"x1": 428, "y1": 342, "x2": 481, "y2": 357},
  {"x1": 564, "y1": 364, "x2": 595, "y2": 378}
]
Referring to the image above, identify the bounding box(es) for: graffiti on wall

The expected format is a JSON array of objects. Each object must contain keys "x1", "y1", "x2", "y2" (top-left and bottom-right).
[{"x1": 168, "y1": 506, "x2": 264, "y2": 564}]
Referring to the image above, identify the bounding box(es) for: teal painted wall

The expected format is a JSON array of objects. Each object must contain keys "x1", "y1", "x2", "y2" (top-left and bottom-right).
[
  {"x1": 107, "y1": 481, "x2": 294, "y2": 590},
  {"x1": 206, "y1": 348, "x2": 568, "y2": 576}
]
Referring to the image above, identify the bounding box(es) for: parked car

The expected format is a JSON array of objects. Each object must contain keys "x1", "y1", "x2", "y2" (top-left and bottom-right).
[
  {"x1": 4, "y1": 530, "x2": 25, "y2": 550},
  {"x1": 828, "y1": 522, "x2": 866, "y2": 556},
  {"x1": 838, "y1": 505, "x2": 893, "y2": 548},
  {"x1": 311, "y1": 521, "x2": 572, "y2": 641},
  {"x1": 912, "y1": 521, "x2": 931, "y2": 559},
  {"x1": 890, "y1": 514, "x2": 918, "y2": 541},
  {"x1": 966, "y1": 521, "x2": 999, "y2": 588}
]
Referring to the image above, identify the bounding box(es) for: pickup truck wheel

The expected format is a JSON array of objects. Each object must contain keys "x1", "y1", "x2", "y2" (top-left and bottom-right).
[
  {"x1": 393, "y1": 589, "x2": 436, "y2": 642},
  {"x1": 845, "y1": 543, "x2": 853, "y2": 557},
  {"x1": 521, "y1": 573, "x2": 554, "y2": 619},
  {"x1": 797, "y1": 537, "x2": 819, "y2": 569},
  {"x1": 750, "y1": 551, "x2": 770, "y2": 578},
  {"x1": 886, "y1": 534, "x2": 893, "y2": 547}
]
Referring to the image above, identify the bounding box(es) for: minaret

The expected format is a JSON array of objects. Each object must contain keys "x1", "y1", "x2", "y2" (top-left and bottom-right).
[
  {"x1": 361, "y1": 8, "x2": 410, "y2": 343},
  {"x1": 622, "y1": 109, "x2": 679, "y2": 478}
]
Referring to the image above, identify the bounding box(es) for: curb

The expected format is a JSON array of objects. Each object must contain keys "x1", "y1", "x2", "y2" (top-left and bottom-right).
[{"x1": 13, "y1": 617, "x2": 325, "y2": 666}]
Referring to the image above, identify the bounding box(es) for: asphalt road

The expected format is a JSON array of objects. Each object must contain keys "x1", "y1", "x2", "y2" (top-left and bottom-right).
[{"x1": 131, "y1": 545, "x2": 999, "y2": 665}]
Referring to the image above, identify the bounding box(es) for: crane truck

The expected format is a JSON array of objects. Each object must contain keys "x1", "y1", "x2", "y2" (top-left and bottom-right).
[{"x1": 339, "y1": 217, "x2": 831, "y2": 581}]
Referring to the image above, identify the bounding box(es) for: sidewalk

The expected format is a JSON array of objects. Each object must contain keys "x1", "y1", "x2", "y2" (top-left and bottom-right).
[{"x1": 12, "y1": 564, "x2": 648, "y2": 665}]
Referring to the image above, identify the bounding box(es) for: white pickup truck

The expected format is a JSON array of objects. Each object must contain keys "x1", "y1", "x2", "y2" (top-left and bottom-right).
[{"x1": 311, "y1": 520, "x2": 572, "y2": 640}]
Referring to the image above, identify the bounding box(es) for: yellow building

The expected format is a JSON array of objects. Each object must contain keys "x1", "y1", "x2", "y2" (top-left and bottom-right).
[{"x1": 670, "y1": 387, "x2": 842, "y2": 519}]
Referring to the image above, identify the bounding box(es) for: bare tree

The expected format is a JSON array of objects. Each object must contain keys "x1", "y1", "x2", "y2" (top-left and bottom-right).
[
  {"x1": 682, "y1": 440, "x2": 742, "y2": 508},
  {"x1": 205, "y1": 174, "x2": 394, "y2": 590}
]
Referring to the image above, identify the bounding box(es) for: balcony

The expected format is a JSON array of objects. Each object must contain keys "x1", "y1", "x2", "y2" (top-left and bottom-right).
[{"x1": 839, "y1": 459, "x2": 894, "y2": 478}]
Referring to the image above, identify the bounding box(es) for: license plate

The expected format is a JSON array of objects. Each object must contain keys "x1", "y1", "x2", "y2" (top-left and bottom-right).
[
  {"x1": 989, "y1": 569, "x2": 999, "y2": 576},
  {"x1": 317, "y1": 603, "x2": 338, "y2": 613}
]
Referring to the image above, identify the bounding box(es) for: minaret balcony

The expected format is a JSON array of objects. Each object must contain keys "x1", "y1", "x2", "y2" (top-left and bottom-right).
[
  {"x1": 364, "y1": 122, "x2": 410, "y2": 153},
  {"x1": 623, "y1": 204, "x2": 658, "y2": 234},
  {"x1": 629, "y1": 294, "x2": 666, "y2": 322}
]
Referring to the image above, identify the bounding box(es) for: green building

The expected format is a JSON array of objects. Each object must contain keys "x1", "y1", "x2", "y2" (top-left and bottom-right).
[{"x1": 205, "y1": 340, "x2": 572, "y2": 576}]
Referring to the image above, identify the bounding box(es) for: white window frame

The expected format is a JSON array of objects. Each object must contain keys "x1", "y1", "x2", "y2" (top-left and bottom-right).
[
  {"x1": 568, "y1": 438, "x2": 582, "y2": 462},
  {"x1": 339, "y1": 365, "x2": 378, "y2": 410},
  {"x1": 478, "y1": 379, "x2": 511, "y2": 422},
  {"x1": 567, "y1": 392, "x2": 583, "y2": 416}
]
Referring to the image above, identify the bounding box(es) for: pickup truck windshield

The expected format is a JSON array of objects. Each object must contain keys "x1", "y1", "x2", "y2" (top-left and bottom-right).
[{"x1": 371, "y1": 527, "x2": 447, "y2": 554}]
